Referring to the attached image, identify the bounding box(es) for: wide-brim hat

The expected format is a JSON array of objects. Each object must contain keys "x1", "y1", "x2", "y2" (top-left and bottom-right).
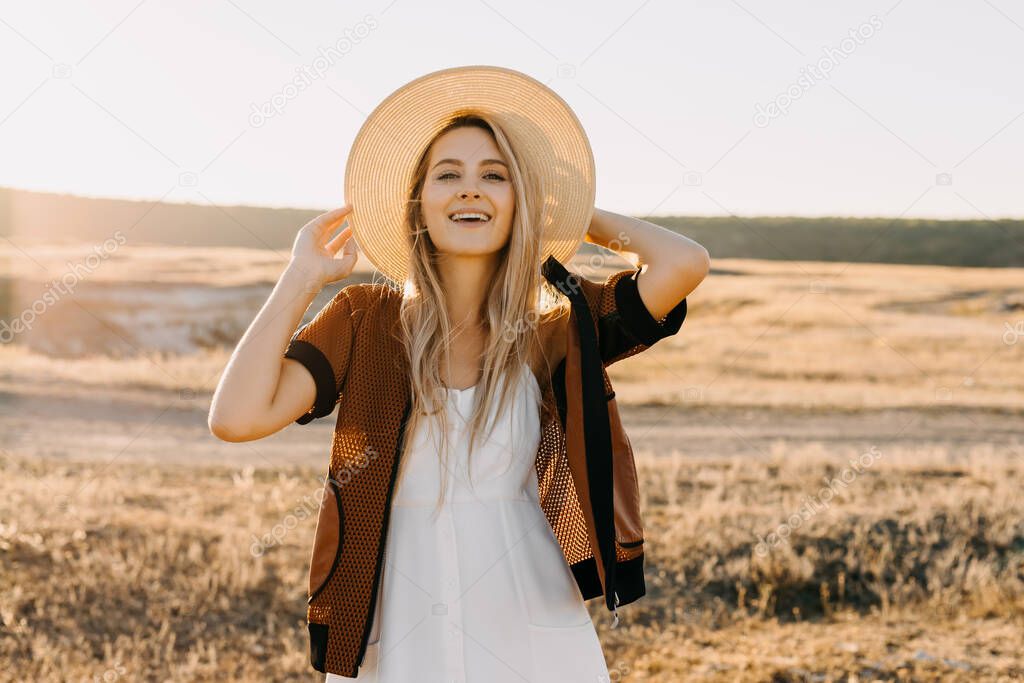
[{"x1": 344, "y1": 65, "x2": 596, "y2": 286}]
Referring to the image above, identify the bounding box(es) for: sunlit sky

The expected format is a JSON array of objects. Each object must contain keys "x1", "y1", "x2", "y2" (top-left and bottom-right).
[{"x1": 1, "y1": 1, "x2": 1021, "y2": 218}]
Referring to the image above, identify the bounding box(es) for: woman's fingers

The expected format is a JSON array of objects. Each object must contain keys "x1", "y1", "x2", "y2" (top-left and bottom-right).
[
  {"x1": 322, "y1": 233, "x2": 359, "y2": 281},
  {"x1": 340, "y1": 229, "x2": 360, "y2": 263},
  {"x1": 325, "y1": 224, "x2": 353, "y2": 256},
  {"x1": 320, "y1": 222, "x2": 360, "y2": 281},
  {"x1": 311, "y1": 205, "x2": 353, "y2": 240},
  {"x1": 333, "y1": 247, "x2": 359, "y2": 280}
]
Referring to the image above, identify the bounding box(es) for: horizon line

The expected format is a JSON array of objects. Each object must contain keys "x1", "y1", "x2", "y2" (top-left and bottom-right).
[{"x1": 2, "y1": 184, "x2": 1021, "y2": 223}]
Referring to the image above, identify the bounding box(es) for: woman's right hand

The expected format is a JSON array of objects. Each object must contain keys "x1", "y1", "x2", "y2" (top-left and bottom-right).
[{"x1": 289, "y1": 204, "x2": 360, "y2": 289}]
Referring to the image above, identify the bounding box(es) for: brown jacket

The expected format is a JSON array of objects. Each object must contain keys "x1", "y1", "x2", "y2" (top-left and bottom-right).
[{"x1": 283, "y1": 254, "x2": 687, "y2": 677}]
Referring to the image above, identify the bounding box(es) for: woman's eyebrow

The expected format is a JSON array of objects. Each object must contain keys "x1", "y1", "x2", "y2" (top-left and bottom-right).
[{"x1": 431, "y1": 158, "x2": 508, "y2": 170}]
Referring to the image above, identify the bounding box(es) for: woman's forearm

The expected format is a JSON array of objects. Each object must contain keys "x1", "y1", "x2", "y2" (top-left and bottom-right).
[
  {"x1": 586, "y1": 208, "x2": 710, "y2": 319},
  {"x1": 208, "y1": 262, "x2": 320, "y2": 438},
  {"x1": 587, "y1": 208, "x2": 708, "y2": 273}
]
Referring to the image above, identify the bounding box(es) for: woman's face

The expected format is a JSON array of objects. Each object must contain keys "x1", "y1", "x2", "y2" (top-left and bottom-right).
[{"x1": 419, "y1": 125, "x2": 515, "y2": 257}]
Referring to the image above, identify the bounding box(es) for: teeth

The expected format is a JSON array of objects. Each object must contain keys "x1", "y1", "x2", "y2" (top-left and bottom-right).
[{"x1": 449, "y1": 212, "x2": 491, "y2": 222}]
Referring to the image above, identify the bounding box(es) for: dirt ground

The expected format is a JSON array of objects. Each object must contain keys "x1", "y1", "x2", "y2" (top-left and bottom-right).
[{"x1": 1, "y1": 249, "x2": 1022, "y2": 681}]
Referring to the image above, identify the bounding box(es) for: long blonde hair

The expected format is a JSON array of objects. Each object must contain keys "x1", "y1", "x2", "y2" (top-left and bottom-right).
[{"x1": 394, "y1": 113, "x2": 569, "y2": 518}]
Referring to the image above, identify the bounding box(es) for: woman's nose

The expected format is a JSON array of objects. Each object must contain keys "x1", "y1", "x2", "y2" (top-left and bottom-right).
[{"x1": 457, "y1": 189, "x2": 480, "y2": 199}]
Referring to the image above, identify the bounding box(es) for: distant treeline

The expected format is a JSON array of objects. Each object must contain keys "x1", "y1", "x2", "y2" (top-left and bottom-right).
[
  {"x1": 647, "y1": 215, "x2": 1024, "y2": 268},
  {"x1": 2, "y1": 187, "x2": 1021, "y2": 267}
]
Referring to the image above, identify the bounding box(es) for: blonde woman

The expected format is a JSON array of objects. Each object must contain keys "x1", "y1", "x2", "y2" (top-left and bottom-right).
[{"x1": 210, "y1": 66, "x2": 709, "y2": 681}]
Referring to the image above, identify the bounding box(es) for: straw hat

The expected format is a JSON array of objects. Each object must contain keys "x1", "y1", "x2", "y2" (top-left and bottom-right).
[{"x1": 344, "y1": 65, "x2": 596, "y2": 286}]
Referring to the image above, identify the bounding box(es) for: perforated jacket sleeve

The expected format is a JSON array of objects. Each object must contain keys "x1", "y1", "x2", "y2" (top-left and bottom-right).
[
  {"x1": 587, "y1": 266, "x2": 688, "y2": 366},
  {"x1": 283, "y1": 284, "x2": 366, "y2": 424}
]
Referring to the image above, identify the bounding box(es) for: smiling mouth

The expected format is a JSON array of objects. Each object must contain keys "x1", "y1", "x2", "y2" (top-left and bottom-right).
[{"x1": 448, "y1": 211, "x2": 492, "y2": 225}]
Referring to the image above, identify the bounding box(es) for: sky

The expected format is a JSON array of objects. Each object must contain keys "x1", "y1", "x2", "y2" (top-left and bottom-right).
[{"x1": 1, "y1": 0, "x2": 1021, "y2": 219}]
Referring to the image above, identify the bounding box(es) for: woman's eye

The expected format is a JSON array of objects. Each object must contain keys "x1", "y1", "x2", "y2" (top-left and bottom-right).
[{"x1": 436, "y1": 171, "x2": 506, "y2": 181}]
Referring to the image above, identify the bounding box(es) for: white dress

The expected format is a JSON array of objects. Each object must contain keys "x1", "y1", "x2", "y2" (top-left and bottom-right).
[{"x1": 327, "y1": 361, "x2": 610, "y2": 682}]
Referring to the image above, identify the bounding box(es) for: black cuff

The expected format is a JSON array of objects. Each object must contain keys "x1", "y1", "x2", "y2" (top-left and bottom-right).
[
  {"x1": 284, "y1": 340, "x2": 337, "y2": 424},
  {"x1": 613, "y1": 553, "x2": 647, "y2": 607},
  {"x1": 613, "y1": 270, "x2": 687, "y2": 347},
  {"x1": 308, "y1": 622, "x2": 329, "y2": 672},
  {"x1": 570, "y1": 557, "x2": 604, "y2": 601}
]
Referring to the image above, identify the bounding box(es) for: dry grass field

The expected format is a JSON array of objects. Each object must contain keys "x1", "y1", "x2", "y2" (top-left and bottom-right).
[{"x1": 1, "y1": 245, "x2": 1022, "y2": 681}]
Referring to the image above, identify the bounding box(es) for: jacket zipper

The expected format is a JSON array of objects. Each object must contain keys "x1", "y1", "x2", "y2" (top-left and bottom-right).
[{"x1": 356, "y1": 398, "x2": 412, "y2": 668}]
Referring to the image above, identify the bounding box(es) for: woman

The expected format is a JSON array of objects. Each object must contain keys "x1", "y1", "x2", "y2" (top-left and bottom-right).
[{"x1": 210, "y1": 66, "x2": 709, "y2": 681}]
